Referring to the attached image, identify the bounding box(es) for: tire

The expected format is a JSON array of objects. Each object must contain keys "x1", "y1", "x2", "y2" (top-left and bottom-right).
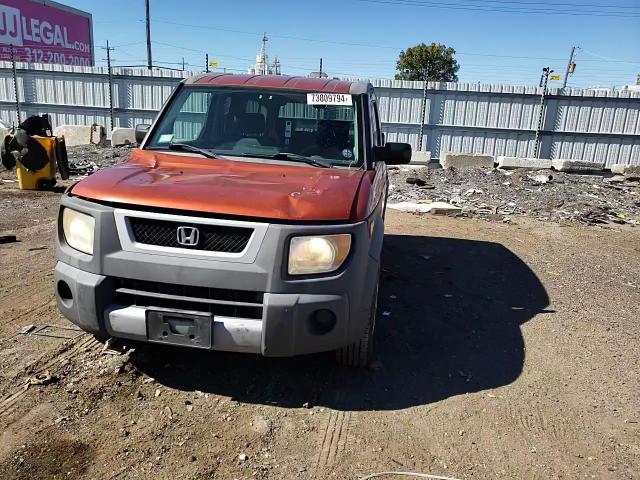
[
  {"x1": 336, "y1": 278, "x2": 379, "y2": 367},
  {"x1": 36, "y1": 178, "x2": 56, "y2": 190},
  {"x1": 92, "y1": 333, "x2": 110, "y2": 343}
]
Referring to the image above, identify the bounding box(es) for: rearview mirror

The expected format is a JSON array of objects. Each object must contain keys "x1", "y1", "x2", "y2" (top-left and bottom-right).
[
  {"x1": 373, "y1": 142, "x2": 412, "y2": 165},
  {"x1": 135, "y1": 124, "x2": 151, "y2": 144}
]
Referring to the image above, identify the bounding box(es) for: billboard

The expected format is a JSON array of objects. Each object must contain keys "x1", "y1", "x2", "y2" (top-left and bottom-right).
[{"x1": 0, "y1": 0, "x2": 93, "y2": 66}]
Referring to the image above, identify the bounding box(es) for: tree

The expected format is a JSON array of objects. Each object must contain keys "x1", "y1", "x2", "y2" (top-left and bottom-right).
[{"x1": 395, "y1": 43, "x2": 460, "y2": 82}]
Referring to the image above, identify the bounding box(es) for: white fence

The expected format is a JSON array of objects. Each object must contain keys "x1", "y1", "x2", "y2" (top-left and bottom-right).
[{"x1": 1, "y1": 62, "x2": 639, "y2": 166}]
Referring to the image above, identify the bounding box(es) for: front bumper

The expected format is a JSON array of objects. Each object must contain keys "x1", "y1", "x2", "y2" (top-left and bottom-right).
[
  {"x1": 55, "y1": 261, "x2": 351, "y2": 355},
  {"x1": 54, "y1": 195, "x2": 383, "y2": 356}
]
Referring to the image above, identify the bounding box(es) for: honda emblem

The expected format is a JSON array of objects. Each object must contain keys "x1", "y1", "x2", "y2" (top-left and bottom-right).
[{"x1": 176, "y1": 226, "x2": 200, "y2": 246}]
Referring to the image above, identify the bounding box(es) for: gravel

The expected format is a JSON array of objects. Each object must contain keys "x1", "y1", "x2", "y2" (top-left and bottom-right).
[{"x1": 388, "y1": 165, "x2": 640, "y2": 226}]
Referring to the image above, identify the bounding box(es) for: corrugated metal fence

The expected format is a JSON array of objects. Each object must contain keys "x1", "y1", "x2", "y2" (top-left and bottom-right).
[{"x1": 1, "y1": 62, "x2": 639, "y2": 166}]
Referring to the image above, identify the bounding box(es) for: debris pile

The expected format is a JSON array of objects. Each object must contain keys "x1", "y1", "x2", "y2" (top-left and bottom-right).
[
  {"x1": 66, "y1": 144, "x2": 133, "y2": 175},
  {"x1": 388, "y1": 165, "x2": 640, "y2": 226}
]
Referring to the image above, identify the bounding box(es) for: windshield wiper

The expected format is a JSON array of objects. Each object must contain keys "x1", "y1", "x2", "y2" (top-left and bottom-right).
[
  {"x1": 167, "y1": 143, "x2": 218, "y2": 159},
  {"x1": 241, "y1": 152, "x2": 331, "y2": 168}
]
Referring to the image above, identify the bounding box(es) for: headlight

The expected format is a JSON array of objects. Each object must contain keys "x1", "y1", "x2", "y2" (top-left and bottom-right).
[
  {"x1": 288, "y1": 234, "x2": 351, "y2": 275},
  {"x1": 62, "y1": 208, "x2": 95, "y2": 255}
]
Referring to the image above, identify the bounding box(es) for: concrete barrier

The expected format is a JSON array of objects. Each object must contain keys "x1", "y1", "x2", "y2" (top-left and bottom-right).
[
  {"x1": 53, "y1": 124, "x2": 106, "y2": 147},
  {"x1": 410, "y1": 151, "x2": 432, "y2": 165},
  {"x1": 610, "y1": 163, "x2": 640, "y2": 176},
  {"x1": 551, "y1": 159, "x2": 605, "y2": 173},
  {"x1": 440, "y1": 152, "x2": 494, "y2": 169},
  {"x1": 497, "y1": 156, "x2": 553, "y2": 170},
  {"x1": 111, "y1": 127, "x2": 136, "y2": 146},
  {"x1": 610, "y1": 164, "x2": 625, "y2": 174}
]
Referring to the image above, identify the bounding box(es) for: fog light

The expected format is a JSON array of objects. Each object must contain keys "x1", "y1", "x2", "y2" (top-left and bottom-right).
[
  {"x1": 57, "y1": 280, "x2": 73, "y2": 308},
  {"x1": 309, "y1": 309, "x2": 336, "y2": 335}
]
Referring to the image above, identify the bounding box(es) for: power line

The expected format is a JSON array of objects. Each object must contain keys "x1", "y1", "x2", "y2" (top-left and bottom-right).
[
  {"x1": 149, "y1": 19, "x2": 640, "y2": 65},
  {"x1": 153, "y1": 19, "x2": 401, "y2": 50},
  {"x1": 579, "y1": 48, "x2": 640, "y2": 64},
  {"x1": 426, "y1": 0, "x2": 640, "y2": 8},
  {"x1": 354, "y1": 0, "x2": 640, "y2": 17}
]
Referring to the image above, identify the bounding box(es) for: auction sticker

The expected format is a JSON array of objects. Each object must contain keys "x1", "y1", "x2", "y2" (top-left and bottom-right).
[{"x1": 307, "y1": 93, "x2": 352, "y2": 105}]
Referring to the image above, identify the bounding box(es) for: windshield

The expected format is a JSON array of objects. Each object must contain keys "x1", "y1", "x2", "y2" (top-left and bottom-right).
[{"x1": 147, "y1": 87, "x2": 362, "y2": 168}]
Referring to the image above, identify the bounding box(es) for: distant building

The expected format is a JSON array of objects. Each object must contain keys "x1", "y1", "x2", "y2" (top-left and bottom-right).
[
  {"x1": 308, "y1": 71, "x2": 328, "y2": 79},
  {"x1": 247, "y1": 33, "x2": 281, "y2": 75},
  {"x1": 620, "y1": 74, "x2": 640, "y2": 92}
]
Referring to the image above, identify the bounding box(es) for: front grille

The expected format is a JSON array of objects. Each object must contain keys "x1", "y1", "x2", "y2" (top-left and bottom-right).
[
  {"x1": 130, "y1": 217, "x2": 253, "y2": 253},
  {"x1": 115, "y1": 278, "x2": 264, "y2": 319}
]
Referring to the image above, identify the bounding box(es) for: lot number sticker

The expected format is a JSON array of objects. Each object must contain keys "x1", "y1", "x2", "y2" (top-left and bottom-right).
[{"x1": 307, "y1": 93, "x2": 352, "y2": 105}]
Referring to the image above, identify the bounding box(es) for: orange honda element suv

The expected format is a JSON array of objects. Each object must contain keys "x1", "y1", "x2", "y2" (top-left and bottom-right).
[{"x1": 54, "y1": 74, "x2": 411, "y2": 366}]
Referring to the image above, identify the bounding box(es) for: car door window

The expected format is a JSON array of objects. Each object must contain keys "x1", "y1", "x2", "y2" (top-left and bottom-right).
[{"x1": 370, "y1": 96, "x2": 382, "y2": 147}]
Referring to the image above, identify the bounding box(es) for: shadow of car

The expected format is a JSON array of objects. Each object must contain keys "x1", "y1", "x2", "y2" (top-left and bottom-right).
[{"x1": 126, "y1": 233, "x2": 549, "y2": 411}]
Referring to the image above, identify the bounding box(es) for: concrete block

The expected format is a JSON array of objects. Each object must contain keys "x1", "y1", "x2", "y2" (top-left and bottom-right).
[
  {"x1": 410, "y1": 150, "x2": 432, "y2": 165},
  {"x1": 610, "y1": 163, "x2": 625, "y2": 174},
  {"x1": 388, "y1": 201, "x2": 462, "y2": 215},
  {"x1": 53, "y1": 124, "x2": 106, "y2": 147},
  {"x1": 497, "y1": 156, "x2": 553, "y2": 170},
  {"x1": 398, "y1": 165, "x2": 428, "y2": 171},
  {"x1": 551, "y1": 159, "x2": 604, "y2": 173},
  {"x1": 440, "y1": 152, "x2": 494, "y2": 169},
  {"x1": 610, "y1": 163, "x2": 640, "y2": 177},
  {"x1": 111, "y1": 127, "x2": 136, "y2": 146}
]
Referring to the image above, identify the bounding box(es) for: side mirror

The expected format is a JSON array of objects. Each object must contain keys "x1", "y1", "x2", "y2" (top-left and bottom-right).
[
  {"x1": 135, "y1": 124, "x2": 151, "y2": 144},
  {"x1": 373, "y1": 142, "x2": 412, "y2": 165}
]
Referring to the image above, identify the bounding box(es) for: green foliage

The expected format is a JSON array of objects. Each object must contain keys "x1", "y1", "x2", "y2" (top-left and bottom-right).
[{"x1": 395, "y1": 43, "x2": 460, "y2": 82}]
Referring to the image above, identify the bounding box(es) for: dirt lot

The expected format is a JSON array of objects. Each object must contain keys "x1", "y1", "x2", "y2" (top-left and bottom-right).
[{"x1": 0, "y1": 171, "x2": 639, "y2": 479}]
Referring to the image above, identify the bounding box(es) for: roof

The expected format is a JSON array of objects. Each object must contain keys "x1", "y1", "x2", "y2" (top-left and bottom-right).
[{"x1": 185, "y1": 74, "x2": 369, "y2": 95}]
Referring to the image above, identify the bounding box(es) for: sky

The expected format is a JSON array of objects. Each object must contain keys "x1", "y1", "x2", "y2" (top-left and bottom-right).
[{"x1": 64, "y1": 0, "x2": 640, "y2": 88}]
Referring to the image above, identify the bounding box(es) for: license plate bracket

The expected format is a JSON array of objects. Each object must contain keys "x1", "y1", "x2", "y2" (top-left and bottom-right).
[{"x1": 146, "y1": 310, "x2": 212, "y2": 349}]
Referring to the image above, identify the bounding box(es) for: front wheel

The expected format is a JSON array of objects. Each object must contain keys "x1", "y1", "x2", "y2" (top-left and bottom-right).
[{"x1": 336, "y1": 279, "x2": 379, "y2": 367}]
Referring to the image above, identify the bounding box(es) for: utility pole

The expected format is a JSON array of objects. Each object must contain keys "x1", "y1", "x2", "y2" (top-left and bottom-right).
[
  {"x1": 181, "y1": 57, "x2": 185, "y2": 71},
  {"x1": 534, "y1": 67, "x2": 553, "y2": 158},
  {"x1": 562, "y1": 46, "x2": 577, "y2": 89},
  {"x1": 10, "y1": 46, "x2": 21, "y2": 125},
  {"x1": 104, "y1": 41, "x2": 115, "y2": 132},
  {"x1": 417, "y1": 67, "x2": 428, "y2": 152},
  {"x1": 319, "y1": 58, "x2": 323, "y2": 77},
  {"x1": 205, "y1": 53, "x2": 209, "y2": 73},
  {"x1": 145, "y1": 0, "x2": 152, "y2": 70}
]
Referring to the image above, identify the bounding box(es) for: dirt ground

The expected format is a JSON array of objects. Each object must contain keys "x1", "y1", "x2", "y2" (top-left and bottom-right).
[{"x1": 0, "y1": 174, "x2": 639, "y2": 479}]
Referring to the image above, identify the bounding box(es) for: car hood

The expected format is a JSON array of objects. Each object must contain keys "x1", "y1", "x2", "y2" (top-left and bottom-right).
[{"x1": 71, "y1": 149, "x2": 368, "y2": 222}]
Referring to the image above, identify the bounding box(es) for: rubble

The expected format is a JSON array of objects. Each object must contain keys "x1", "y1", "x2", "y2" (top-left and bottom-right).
[
  {"x1": 388, "y1": 165, "x2": 640, "y2": 226},
  {"x1": 20, "y1": 324, "x2": 35, "y2": 335},
  {"x1": 28, "y1": 371, "x2": 57, "y2": 386},
  {"x1": 66, "y1": 144, "x2": 132, "y2": 172}
]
